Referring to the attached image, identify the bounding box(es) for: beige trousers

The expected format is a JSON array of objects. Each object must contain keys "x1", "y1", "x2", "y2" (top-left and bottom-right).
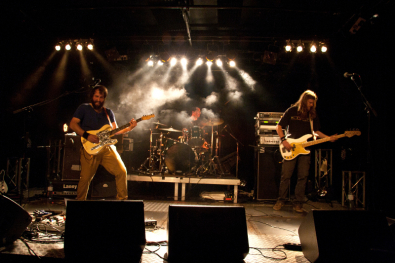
[{"x1": 76, "y1": 145, "x2": 128, "y2": 200}]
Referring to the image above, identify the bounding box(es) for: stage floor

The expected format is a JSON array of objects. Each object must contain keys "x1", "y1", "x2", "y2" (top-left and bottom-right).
[{"x1": 0, "y1": 189, "x2": 392, "y2": 263}]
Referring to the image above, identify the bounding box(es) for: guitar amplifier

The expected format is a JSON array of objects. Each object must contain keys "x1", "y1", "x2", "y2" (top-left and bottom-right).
[{"x1": 62, "y1": 133, "x2": 81, "y2": 181}]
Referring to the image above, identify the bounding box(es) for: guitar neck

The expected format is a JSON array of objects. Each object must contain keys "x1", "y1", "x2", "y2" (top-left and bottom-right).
[
  {"x1": 109, "y1": 117, "x2": 143, "y2": 136},
  {"x1": 302, "y1": 133, "x2": 346, "y2": 147}
]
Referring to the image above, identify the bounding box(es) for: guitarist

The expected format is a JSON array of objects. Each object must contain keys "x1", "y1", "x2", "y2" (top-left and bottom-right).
[
  {"x1": 70, "y1": 85, "x2": 137, "y2": 201},
  {"x1": 273, "y1": 90, "x2": 337, "y2": 212}
]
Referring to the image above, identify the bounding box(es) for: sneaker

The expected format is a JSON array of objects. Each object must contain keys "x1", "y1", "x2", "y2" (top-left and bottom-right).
[
  {"x1": 293, "y1": 203, "x2": 304, "y2": 213},
  {"x1": 273, "y1": 200, "x2": 285, "y2": 211}
]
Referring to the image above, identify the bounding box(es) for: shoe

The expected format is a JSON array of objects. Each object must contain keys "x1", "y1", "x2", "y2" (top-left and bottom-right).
[
  {"x1": 293, "y1": 203, "x2": 304, "y2": 213},
  {"x1": 273, "y1": 200, "x2": 284, "y2": 211}
]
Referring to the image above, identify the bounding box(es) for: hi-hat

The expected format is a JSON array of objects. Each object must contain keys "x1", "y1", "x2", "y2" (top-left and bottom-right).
[
  {"x1": 201, "y1": 118, "x2": 224, "y2": 126},
  {"x1": 152, "y1": 121, "x2": 167, "y2": 126},
  {"x1": 159, "y1": 127, "x2": 182, "y2": 132}
]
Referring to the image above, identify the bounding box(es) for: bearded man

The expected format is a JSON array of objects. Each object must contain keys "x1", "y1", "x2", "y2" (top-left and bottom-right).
[{"x1": 70, "y1": 85, "x2": 137, "y2": 200}]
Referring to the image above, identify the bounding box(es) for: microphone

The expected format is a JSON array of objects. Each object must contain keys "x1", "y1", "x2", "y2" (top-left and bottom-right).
[{"x1": 343, "y1": 72, "x2": 358, "y2": 78}]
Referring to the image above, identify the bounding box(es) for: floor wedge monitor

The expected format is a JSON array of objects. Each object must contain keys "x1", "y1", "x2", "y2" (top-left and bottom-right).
[{"x1": 167, "y1": 205, "x2": 249, "y2": 262}]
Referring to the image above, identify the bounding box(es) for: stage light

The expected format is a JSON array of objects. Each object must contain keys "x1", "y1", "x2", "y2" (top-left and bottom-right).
[
  {"x1": 181, "y1": 58, "x2": 187, "y2": 66},
  {"x1": 196, "y1": 58, "x2": 203, "y2": 66},
  {"x1": 285, "y1": 40, "x2": 292, "y2": 52},
  {"x1": 77, "y1": 44, "x2": 83, "y2": 51},
  {"x1": 206, "y1": 61, "x2": 213, "y2": 66},
  {"x1": 55, "y1": 45, "x2": 61, "y2": 51},
  {"x1": 229, "y1": 60, "x2": 236, "y2": 67},
  {"x1": 216, "y1": 59, "x2": 223, "y2": 67},
  {"x1": 87, "y1": 43, "x2": 93, "y2": 50},
  {"x1": 310, "y1": 43, "x2": 317, "y2": 53},
  {"x1": 170, "y1": 57, "x2": 177, "y2": 66},
  {"x1": 65, "y1": 43, "x2": 71, "y2": 51},
  {"x1": 296, "y1": 45, "x2": 303, "y2": 52},
  {"x1": 158, "y1": 60, "x2": 164, "y2": 66},
  {"x1": 147, "y1": 60, "x2": 154, "y2": 67},
  {"x1": 321, "y1": 45, "x2": 327, "y2": 53},
  {"x1": 63, "y1": 123, "x2": 68, "y2": 132}
]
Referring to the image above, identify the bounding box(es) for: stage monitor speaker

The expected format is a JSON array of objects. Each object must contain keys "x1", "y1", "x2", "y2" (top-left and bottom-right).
[
  {"x1": 64, "y1": 200, "x2": 146, "y2": 262},
  {"x1": 62, "y1": 133, "x2": 81, "y2": 180},
  {"x1": 299, "y1": 210, "x2": 395, "y2": 263},
  {"x1": 90, "y1": 165, "x2": 117, "y2": 198},
  {"x1": 256, "y1": 148, "x2": 282, "y2": 200},
  {"x1": 167, "y1": 205, "x2": 249, "y2": 262},
  {"x1": 0, "y1": 195, "x2": 32, "y2": 247}
]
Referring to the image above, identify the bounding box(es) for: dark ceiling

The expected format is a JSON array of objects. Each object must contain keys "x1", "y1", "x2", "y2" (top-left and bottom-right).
[{"x1": 4, "y1": 0, "x2": 392, "y2": 55}]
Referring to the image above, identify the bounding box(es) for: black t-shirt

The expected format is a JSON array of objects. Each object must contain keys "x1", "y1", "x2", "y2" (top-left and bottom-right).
[
  {"x1": 278, "y1": 106, "x2": 321, "y2": 139},
  {"x1": 73, "y1": 103, "x2": 116, "y2": 131}
]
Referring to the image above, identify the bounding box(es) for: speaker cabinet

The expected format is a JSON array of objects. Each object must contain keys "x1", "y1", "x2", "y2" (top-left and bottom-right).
[
  {"x1": 90, "y1": 165, "x2": 117, "y2": 198},
  {"x1": 0, "y1": 195, "x2": 32, "y2": 246},
  {"x1": 299, "y1": 210, "x2": 395, "y2": 263},
  {"x1": 62, "y1": 134, "x2": 81, "y2": 180},
  {"x1": 64, "y1": 200, "x2": 146, "y2": 262},
  {"x1": 256, "y1": 148, "x2": 282, "y2": 200},
  {"x1": 167, "y1": 205, "x2": 249, "y2": 262}
]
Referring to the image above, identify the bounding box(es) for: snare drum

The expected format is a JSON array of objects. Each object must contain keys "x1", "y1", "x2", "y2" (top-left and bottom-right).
[{"x1": 188, "y1": 126, "x2": 205, "y2": 147}]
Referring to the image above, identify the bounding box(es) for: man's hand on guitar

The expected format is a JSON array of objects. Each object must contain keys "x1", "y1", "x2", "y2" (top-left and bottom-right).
[
  {"x1": 87, "y1": 134, "x2": 100, "y2": 143},
  {"x1": 127, "y1": 118, "x2": 137, "y2": 131},
  {"x1": 329, "y1": 134, "x2": 338, "y2": 142},
  {"x1": 282, "y1": 140, "x2": 292, "y2": 151}
]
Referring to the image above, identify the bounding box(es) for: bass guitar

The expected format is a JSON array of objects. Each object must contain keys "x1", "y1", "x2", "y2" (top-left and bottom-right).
[
  {"x1": 82, "y1": 114, "x2": 155, "y2": 155},
  {"x1": 280, "y1": 130, "x2": 361, "y2": 161}
]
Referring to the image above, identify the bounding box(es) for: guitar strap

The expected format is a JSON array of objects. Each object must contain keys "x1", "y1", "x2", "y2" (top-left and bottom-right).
[
  {"x1": 309, "y1": 114, "x2": 316, "y2": 141},
  {"x1": 103, "y1": 107, "x2": 112, "y2": 126}
]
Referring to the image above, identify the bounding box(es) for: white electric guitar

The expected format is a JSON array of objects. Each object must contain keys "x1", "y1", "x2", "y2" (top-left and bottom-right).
[
  {"x1": 280, "y1": 130, "x2": 361, "y2": 161},
  {"x1": 82, "y1": 114, "x2": 155, "y2": 155}
]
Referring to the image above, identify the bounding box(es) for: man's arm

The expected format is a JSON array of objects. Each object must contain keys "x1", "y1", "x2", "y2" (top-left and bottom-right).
[
  {"x1": 70, "y1": 117, "x2": 99, "y2": 143},
  {"x1": 114, "y1": 119, "x2": 137, "y2": 135},
  {"x1": 276, "y1": 124, "x2": 292, "y2": 151},
  {"x1": 315, "y1": 131, "x2": 337, "y2": 142}
]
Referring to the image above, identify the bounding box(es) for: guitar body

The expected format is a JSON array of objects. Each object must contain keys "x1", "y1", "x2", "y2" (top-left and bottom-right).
[
  {"x1": 81, "y1": 124, "x2": 118, "y2": 155},
  {"x1": 81, "y1": 114, "x2": 155, "y2": 155},
  {"x1": 280, "y1": 134, "x2": 312, "y2": 161}
]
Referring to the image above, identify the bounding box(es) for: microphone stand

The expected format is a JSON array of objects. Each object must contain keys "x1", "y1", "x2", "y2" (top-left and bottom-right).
[
  {"x1": 223, "y1": 126, "x2": 244, "y2": 178},
  {"x1": 350, "y1": 75, "x2": 377, "y2": 210}
]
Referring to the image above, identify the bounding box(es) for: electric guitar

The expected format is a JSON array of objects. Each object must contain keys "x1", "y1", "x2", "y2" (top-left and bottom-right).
[
  {"x1": 82, "y1": 114, "x2": 155, "y2": 155},
  {"x1": 280, "y1": 130, "x2": 361, "y2": 161}
]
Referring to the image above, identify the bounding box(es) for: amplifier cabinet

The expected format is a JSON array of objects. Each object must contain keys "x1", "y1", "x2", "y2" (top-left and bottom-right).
[
  {"x1": 62, "y1": 133, "x2": 81, "y2": 181},
  {"x1": 255, "y1": 147, "x2": 282, "y2": 200}
]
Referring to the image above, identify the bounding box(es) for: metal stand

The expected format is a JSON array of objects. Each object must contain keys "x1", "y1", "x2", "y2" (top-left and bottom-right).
[
  {"x1": 342, "y1": 171, "x2": 366, "y2": 209},
  {"x1": 315, "y1": 149, "x2": 333, "y2": 191},
  {"x1": 5, "y1": 157, "x2": 30, "y2": 203},
  {"x1": 223, "y1": 126, "x2": 243, "y2": 178}
]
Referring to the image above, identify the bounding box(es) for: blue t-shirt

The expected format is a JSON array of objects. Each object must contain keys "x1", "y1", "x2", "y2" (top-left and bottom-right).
[{"x1": 73, "y1": 103, "x2": 116, "y2": 131}]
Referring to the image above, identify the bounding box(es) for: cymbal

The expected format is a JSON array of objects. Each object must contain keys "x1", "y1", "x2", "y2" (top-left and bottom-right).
[
  {"x1": 152, "y1": 121, "x2": 167, "y2": 126},
  {"x1": 159, "y1": 127, "x2": 182, "y2": 132},
  {"x1": 201, "y1": 118, "x2": 224, "y2": 126}
]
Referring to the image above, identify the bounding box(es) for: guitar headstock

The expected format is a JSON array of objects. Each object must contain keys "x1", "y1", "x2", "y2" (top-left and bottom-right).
[
  {"x1": 344, "y1": 130, "x2": 361, "y2": 137},
  {"x1": 141, "y1": 114, "x2": 155, "y2": 120}
]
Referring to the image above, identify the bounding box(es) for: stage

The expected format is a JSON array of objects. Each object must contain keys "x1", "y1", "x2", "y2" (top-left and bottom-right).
[{"x1": 1, "y1": 189, "x2": 394, "y2": 263}]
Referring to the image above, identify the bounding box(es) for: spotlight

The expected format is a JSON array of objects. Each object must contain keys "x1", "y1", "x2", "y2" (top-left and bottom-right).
[
  {"x1": 63, "y1": 123, "x2": 68, "y2": 133},
  {"x1": 321, "y1": 45, "x2": 327, "y2": 53},
  {"x1": 77, "y1": 44, "x2": 83, "y2": 51},
  {"x1": 310, "y1": 43, "x2": 317, "y2": 53},
  {"x1": 196, "y1": 58, "x2": 203, "y2": 66},
  {"x1": 170, "y1": 57, "x2": 177, "y2": 66},
  {"x1": 216, "y1": 59, "x2": 223, "y2": 67},
  {"x1": 87, "y1": 43, "x2": 93, "y2": 50},
  {"x1": 65, "y1": 43, "x2": 71, "y2": 51},
  {"x1": 148, "y1": 60, "x2": 154, "y2": 67},
  {"x1": 55, "y1": 44, "x2": 61, "y2": 51},
  {"x1": 158, "y1": 60, "x2": 164, "y2": 66},
  {"x1": 229, "y1": 60, "x2": 236, "y2": 67},
  {"x1": 285, "y1": 40, "x2": 292, "y2": 52},
  {"x1": 206, "y1": 61, "x2": 213, "y2": 66},
  {"x1": 181, "y1": 58, "x2": 187, "y2": 66},
  {"x1": 296, "y1": 45, "x2": 303, "y2": 52}
]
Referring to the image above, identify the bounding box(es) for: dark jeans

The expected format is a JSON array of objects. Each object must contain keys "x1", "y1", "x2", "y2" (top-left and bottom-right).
[{"x1": 278, "y1": 154, "x2": 311, "y2": 203}]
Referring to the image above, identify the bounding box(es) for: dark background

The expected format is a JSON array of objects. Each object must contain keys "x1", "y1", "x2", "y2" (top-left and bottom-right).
[{"x1": 1, "y1": 1, "x2": 394, "y2": 217}]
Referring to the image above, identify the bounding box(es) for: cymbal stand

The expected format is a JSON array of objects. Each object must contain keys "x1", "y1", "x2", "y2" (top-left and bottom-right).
[{"x1": 223, "y1": 126, "x2": 243, "y2": 178}]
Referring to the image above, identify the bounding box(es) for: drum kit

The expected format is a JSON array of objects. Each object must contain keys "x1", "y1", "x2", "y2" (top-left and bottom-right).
[{"x1": 139, "y1": 119, "x2": 227, "y2": 176}]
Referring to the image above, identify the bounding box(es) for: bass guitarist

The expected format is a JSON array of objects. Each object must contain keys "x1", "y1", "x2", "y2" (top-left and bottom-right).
[
  {"x1": 273, "y1": 90, "x2": 337, "y2": 212},
  {"x1": 70, "y1": 85, "x2": 137, "y2": 201}
]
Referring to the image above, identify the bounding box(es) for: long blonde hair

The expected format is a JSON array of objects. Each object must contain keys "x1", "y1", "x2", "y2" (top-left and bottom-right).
[{"x1": 292, "y1": 90, "x2": 318, "y2": 119}]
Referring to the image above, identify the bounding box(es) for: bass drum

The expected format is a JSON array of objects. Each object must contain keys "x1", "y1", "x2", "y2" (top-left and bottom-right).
[{"x1": 165, "y1": 143, "x2": 196, "y2": 174}]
